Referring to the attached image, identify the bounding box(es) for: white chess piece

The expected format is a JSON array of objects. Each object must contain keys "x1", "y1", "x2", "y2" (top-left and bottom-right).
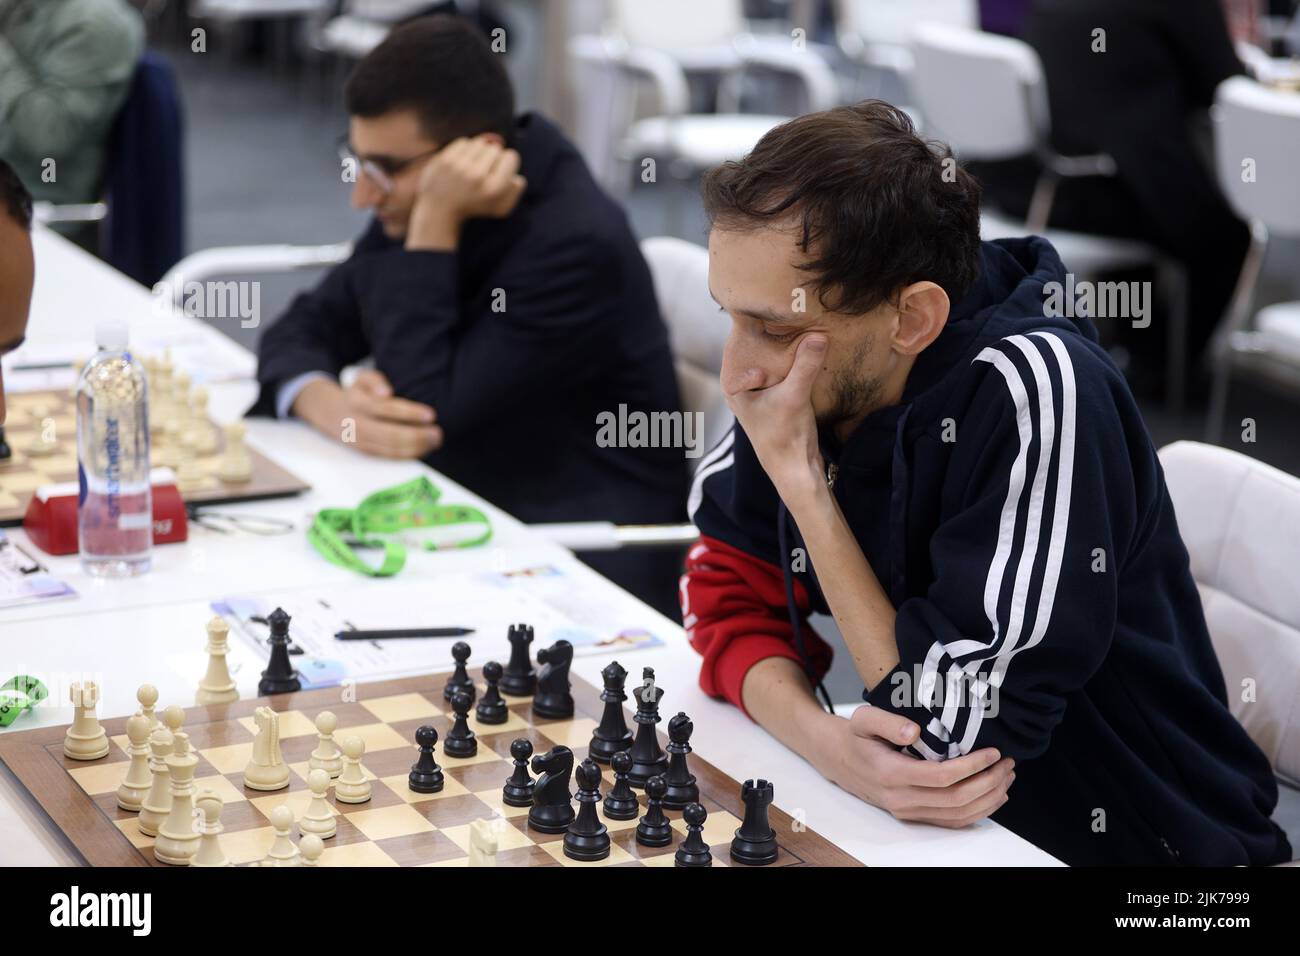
[
  {"x1": 137, "y1": 684, "x2": 160, "y2": 730},
  {"x1": 217, "y1": 422, "x2": 253, "y2": 483},
  {"x1": 184, "y1": 387, "x2": 218, "y2": 454},
  {"x1": 116, "y1": 714, "x2": 154, "y2": 812},
  {"x1": 299, "y1": 769, "x2": 337, "y2": 839},
  {"x1": 191, "y1": 791, "x2": 231, "y2": 867},
  {"x1": 299, "y1": 833, "x2": 324, "y2": 867},
  {"x1": 196, "y1": 615, "x2": 239, "y2": 706},
  {"x1": 137, "y1": 727, "x2": 175, "y2": 837},
  {"x1": 263, "y1": 805, "x2": 300, "y2": 866},
  {"x1": 468, "y1": 818, "x2": 499, "y2": 867},
  {"x1": 176, "y1": 459, "x2": 213, "y2": 493},
  {"x1": 243, "y1": 706, "x2": 290, "y2": 791},
  {"x1": 63, "y1": 681, "x2": 109, "y2": 760},
  {"x1": 308, "y1": 711, "x2": 343, "y2": 778},
  {"x1": 160, "y1": 703, "x2": 185, "y2": 740},
  {"x1": 155, "y1": 732, "x2": 201, "y2": 865},
  {"x1": 333, "y1": 736, "x2": 371, "y2": 804}
]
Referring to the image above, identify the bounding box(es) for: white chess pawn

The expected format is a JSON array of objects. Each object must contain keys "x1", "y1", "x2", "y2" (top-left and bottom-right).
[
  {"x1": 191, "y1": 791, "x2": 231, "y2": 867},
  {"x1": 176, "y1": 459, "x2": 213, "y2": 493},
  {"x1": 217, "y1": 422, "x2": 252, "y2": 483},
  {"x1": 243, "y1": 706, "x2": 290, "y2": 791},
  {"x1": 116, "y1": 714, "x2": 154, "y2": 811},
  {"x1": 263, "y1": 805, "x2": 300, "y2": 866},
  {"x1": 161, "y1": 703, "x2": 185, "y2": 740},
  {"x1": 155, "y1": 732, "x2": 201, "y2": 865},
  {"x1": 137, "y1": 684, "x2": 160, "y2": 730},
  {"x1": 308, "y1": 711, "x2": 343, "y2": 778},
  {"x1": 299, "y1": 833, "x2": 324, "y2": 867},
  {"x1": 299, "y1": 769, "x2": 337, "y2": 839},
  {"x1": 333, "y1": 736, "x2": 371, "y2": 804},
  {"x1": 63, "y1": 681, "x2": 109, "y2": 760},
  {"x1": 468, "y1": 818, "x2": 499, "y2": 867},
  {"x1": 185, "y1": 387, "x2": 218, "y2": 454},
  {"x1": 196, "y1": 615, "x2": 239, "y2": 706},
  {"x1": 137, "y1": 726, "x2": 175, "y2": 837}
]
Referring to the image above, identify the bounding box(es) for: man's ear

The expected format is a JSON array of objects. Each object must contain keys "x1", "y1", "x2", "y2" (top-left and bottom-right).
[{"x1": 892, "y1": 282, "x2": 950, "y2": 356}]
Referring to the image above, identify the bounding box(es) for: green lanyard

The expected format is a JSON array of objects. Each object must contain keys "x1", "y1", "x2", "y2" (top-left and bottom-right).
[
  {"x1": 0, "y1": 675, "x2": 48, "y2": 728},
  {"x1": 307, "y1": 476, "x2": 493, "y2": 577}
]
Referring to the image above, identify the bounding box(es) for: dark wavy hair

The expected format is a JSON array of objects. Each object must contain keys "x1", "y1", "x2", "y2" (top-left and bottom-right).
[
  {"x1": 0, "y1": 159, "x2": 33, "y2": 231},
  {"x1": 701, "y1": 100, "x2": 982, "y2": 314}
]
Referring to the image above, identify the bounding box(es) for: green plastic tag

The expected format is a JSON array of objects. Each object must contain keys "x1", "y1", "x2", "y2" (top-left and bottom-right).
[{"x1": 0, "y1": 676, "x2": 47, "y2": 728}]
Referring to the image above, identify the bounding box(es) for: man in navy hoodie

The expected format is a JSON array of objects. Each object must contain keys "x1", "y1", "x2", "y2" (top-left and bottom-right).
[{"x1": 684, "y1": 101, "x2": 1291, "y2": 865}]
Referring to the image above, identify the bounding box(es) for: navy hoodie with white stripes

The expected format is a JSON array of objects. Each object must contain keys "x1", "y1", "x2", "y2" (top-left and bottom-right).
[{"x1": 686, "y1": 237, "x2": 1291, "y2": 866}]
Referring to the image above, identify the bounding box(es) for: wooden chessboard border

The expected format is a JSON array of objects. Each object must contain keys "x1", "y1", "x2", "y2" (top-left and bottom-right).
[{"x1": 0, "y1": 671, "x2": 861, "y2": 867}]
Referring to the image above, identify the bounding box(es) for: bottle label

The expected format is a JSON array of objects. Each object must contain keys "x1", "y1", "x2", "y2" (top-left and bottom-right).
[{"x1": 118, "y1": 513, "x2": 152, "y2": 531}]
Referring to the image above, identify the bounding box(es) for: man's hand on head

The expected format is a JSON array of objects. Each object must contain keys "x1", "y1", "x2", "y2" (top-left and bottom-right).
[
  {"x1": 406, "y1": 135, "x2": 526, "y2": 252},
  {"x1": 724, "y1": 334, "x2": 828, "y2": 507},
  {"x1": 293, "y1": 368, "x2": 442, "y2": 459}
]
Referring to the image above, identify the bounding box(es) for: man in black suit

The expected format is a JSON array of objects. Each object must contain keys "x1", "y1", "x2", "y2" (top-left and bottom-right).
[{"x1": 251, "y1": 17, "x2": 688, "y2": 617}]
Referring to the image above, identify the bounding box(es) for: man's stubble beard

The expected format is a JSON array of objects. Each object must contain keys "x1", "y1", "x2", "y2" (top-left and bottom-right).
[{"x1": 816, "y1": 331, "x2": 884, "y2": 431}]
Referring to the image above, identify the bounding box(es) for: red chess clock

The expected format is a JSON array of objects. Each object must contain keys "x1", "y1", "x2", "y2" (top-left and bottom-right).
[{"x1": 23, "y1": 473, "x2": 188, "y2": 556}]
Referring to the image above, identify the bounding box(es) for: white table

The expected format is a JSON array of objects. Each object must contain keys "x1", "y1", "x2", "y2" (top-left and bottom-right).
[{"x1": 0, "y1": 228, "x2": 1060, "y2": 865}]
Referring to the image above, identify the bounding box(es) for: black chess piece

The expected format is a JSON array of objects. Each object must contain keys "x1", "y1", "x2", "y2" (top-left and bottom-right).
[
  {"x1": 257, "y1": 607, "x2": 301, "y2": 696},
  {"x1": 662, "y1": 712, "x2": 700, "y2": 809},
  {"x1": 442, "y1": 691, "x2": 477, "y2": 758},
  {"x1": 0, "y1": 426, "x2": 10, "y2": 460},
  {"x1": 674, "y1": 803, "x2": 712, "y2": 867},
  {"x1": 730, "y1": 778, "x2": 779, "y2": 865},
  {"x1": 635, "y1": 774, "x2": 673, "y2": 847},
  {"x1": 500, "y1": 623, "x2": 536, "y2": 697},
  {"x1": 527, "y1": 745, "x2": 575, "y2": 834},
  {"x1": 601, "y1": 750, "x2": 639, "y2": 821},
  {"x1": 563, "y1": 758, "x2": 611, "y2": 861},
  {"x1": 408, "y1": 725, "x2": 444, "y2": 793},
  {"x1": 531, "y1": 640, "x2": 574, "y2": 720},
  {"x1": 443, "y1": 641, "x2": 476, "y2": 704},
  {"x1": 627, "y1": 667, "x2": 667, "y2": 787},
  {"x1": 588, "y1": 661, "x2": 634, "y2": 763},
  {"x1": 475, "y1": 661, "x2": 508, "y2": 724},
  {"x1": 502, "y1": 738, "x2": 536, "y2": 807}
]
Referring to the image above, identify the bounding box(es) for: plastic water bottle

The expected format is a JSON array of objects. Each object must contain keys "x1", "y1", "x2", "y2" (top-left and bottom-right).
[{"x1": 76, "y1": 322, "x2": 152, "y2": 577}]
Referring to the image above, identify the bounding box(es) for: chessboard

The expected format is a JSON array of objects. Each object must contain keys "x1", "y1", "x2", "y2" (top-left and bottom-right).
[
  {"x1": 0, "y1": 670, "x2": 860, "y2": 867},
  {"x1": 0, "y1": 389, "x2": 309, "y2": 526}
]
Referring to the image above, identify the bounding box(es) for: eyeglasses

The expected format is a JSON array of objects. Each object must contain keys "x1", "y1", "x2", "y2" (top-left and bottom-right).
[{"x1": 336, "y1": 135, "x2": 442, "y2": 195}]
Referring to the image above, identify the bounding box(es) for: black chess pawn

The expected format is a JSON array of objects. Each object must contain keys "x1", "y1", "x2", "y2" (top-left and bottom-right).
[
  {"x1": 257, "y1": 607, "x2": 301, "y2": 696},
  {"x1": 531, "y1": 640, "x2": 574, "y2": 720},
  {"x1": 0, "y1": 426, "x2": 10, "y2": 460},
  {"x1": 627, "y1": 667, "x2": 667, "y2": 787},
  {"x1": 635, "y1": 774, "x2": 673, "y2": 847},
  {"x1": 527, "y1": 745, "x2": 575, "y2": 834},
  {"x1": 475, "y1": 661, "x2": 508, "y2": 724},
  {"x1": 502, "y1": 738, "x2": 536, "y2": 807},
  {"x1": 563, "y1": 758, "x2": 611, "y2": 861},
  {"x1": 443, "y1": 641, "x2": 476, "y2": 704},
  {"x1": 730, "y1": 778, "x2": 778, "y2": 865},
  {"x1": 662, "y1": 712, "x2": 700, "y2": 809},
  {"x1": 588, "y1": 661, "x2": 634, "y2": 763},
  {"x1": 500, "y1": 623, "x2": 536, "y2": 697},
  {"x1": 602, "y1": 750, "x2": 639, "y2": 821},
  {"x1": 408, "y1": 725, "x2": 444, "y2": 793},
  {"x1": 442, "y1": 691, "x2": 477, "y2": 758},
  {"x1": 674, "y1": 803, "x2": 712, "y2": 867}
]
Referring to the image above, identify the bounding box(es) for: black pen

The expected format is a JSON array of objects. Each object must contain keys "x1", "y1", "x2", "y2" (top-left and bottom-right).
[{"x1": 335, "y1": 627, "x2": 476, "y2": 641}]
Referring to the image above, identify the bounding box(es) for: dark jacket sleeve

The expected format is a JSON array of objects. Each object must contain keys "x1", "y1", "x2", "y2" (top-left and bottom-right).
[
  {"x1": 865, "y1": 332, "x2": 1137, "y2": 763},
  {"x1": 247, "y1": 221, "x2": 390, "y2": 417},
  {"x1": 1167, "y1": 0, "x2": 1244, "y2": 108}
]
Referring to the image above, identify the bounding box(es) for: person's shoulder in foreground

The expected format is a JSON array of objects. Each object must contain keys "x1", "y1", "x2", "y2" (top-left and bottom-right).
[
  {"x1": 0, "y1": 158, "x2": 36, "y2": 426},
  {"x1": 683, "y1": 100, "x2": 1291, "y2": 866}
]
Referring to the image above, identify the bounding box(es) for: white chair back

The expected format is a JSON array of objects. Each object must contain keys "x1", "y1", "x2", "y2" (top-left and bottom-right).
[
  {"x1": 640, "y1": 237, "x2": 734, "y2": 464},
  {"x1": 609, "y1": 0, "x2": 746, "y2": 53},
  {"x1": 1213, "y1": 75, "x2": 1300, "y2": 237},
  {"x1": 909, "y1": 21, "x2": 1047, "y2": 159},
  {"x1": 1160, "y1": 441, "x2": 1300, "y2": 785},
  {"x1": 837, "y1": 0, "x2": 977, "y2": 49}
]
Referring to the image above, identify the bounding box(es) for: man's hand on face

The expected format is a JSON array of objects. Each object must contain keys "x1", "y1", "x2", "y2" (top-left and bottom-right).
[
  {"x1": 724, "y1": 334, "x2": 829, "y2": 506},
  {"x1": 406, "y1": 135, "x2": 526, "y2": 252},
  {"x1": 295, "y1": 369, "x2": 442, "y2": 459}
]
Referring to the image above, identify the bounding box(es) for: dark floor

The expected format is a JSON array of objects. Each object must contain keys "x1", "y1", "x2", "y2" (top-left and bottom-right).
[{"x1": 153, "y1": 33, "x2": 1300, "y2": 478}]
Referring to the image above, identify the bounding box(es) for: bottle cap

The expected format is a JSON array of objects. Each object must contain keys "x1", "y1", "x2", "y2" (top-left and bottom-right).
[{"x1": 94, "y1": 321, "x2": 129, "y2": 351}]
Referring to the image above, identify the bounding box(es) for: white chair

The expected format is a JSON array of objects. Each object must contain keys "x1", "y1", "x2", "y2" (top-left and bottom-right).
[
  {"x1": 834, "y1": 0, "x2": 977, "y2": 78},
  {"x1": 909, "y1": 21, "x2": 1189, "y2": 411},
  {"x1": 1160, "y1": 440, "x2": 1300, "y2": 860},
  {"x1": 154, "y1": 241, "x2": 354, "y2": 308},
  {"x1": 1205, "y1": 75, "x2": 1300, "y2": 442},
  {"x1": 532, "y1": 237, "x2": 725, "y2": 552},
  {"x1": 568, "y1": 0, "x2": 839, "y2": 197},
  {"x1": 309, "y1": 0, "x2": 429, "y2": 61}
]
